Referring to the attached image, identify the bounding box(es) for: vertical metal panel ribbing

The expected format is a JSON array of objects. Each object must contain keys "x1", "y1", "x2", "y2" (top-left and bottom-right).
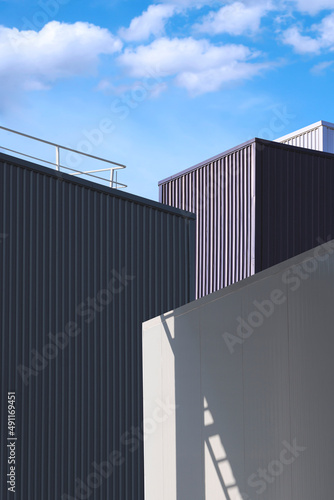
[
  {"x1": 0, "y1": 156, "x2": 195, "y2": 500},
  {"x1": 160, "y1": 145, "x2": 256, "y2": 298},
  {"x1": 255, "y1": 142, "x2": 334, "y2": 271}
]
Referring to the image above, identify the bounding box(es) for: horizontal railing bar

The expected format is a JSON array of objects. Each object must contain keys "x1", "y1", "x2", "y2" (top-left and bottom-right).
[
  {"x1": 0, "y1": 146, "x2": 127, "y2": 188},
  {"x1": 0, "y1": 125, "x2": 126, "y2": 169},
  {"x1": 70, "y1": 168, "x2": 115, "y2": 175}
]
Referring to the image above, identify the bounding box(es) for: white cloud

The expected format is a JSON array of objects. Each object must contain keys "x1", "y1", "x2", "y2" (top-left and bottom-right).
[
  {"x1": 282, "y1": 13, "x2": 334, "y2": 54},
  {"x1": 159, "y1": 0, "x2": 212, "y2": 6},
  {"x1": 119, "y1": 4, "x2": 178, "y2": 41},
  {"x1": 194, "y1": 1, "x2": 272, "y2": 36},
  {"x1": 318, "y1": 11, "x2": 334, "y2": 45},
  {"x1": 282, "y1": 26, "x2": 322, "y2": 53},
  {"x1": 0, "y1": 21, "x2": 122, "y2": 99},
  {"x1": 311, "y1": 60, "x2": 334, "y2": 73},
  {"x1": 175, "y1": 61, "x2": 269, "y2": 94},
  {"x1": 167, "y1": 0, "x2": 334, "y2": 16},
  {"x1": 118, "y1": 37, "x2": 270, "y2": 95},
  {"x1": 118, "y1": 37, "x2": 251, "y2": 76},
  {"x1": 290, "y1": 0, "x2": 334, "y2": 15}
]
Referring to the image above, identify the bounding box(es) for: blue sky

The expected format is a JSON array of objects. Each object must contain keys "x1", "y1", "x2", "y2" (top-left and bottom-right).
[{"x1": 0, "y1": 0, "x2": 334, "y2": 200}]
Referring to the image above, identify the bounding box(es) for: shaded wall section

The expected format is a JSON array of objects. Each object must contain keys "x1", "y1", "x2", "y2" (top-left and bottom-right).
[
  {"x1": 160, "y1": 138, "x2": 334, "y2": 297},
  {"x1": 255, "y1": 140, "x2": 334, "y2": 272},
  {"x1": 143, "y1": 241, "x2": 334, "y2": 500},
  {"x1": 0, "y1": 153, "x2": 195, "y2": 500}
]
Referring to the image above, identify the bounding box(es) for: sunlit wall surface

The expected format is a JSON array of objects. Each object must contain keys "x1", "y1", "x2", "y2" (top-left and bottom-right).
[{"x1": 143, "y1": 241, "x2": 334, "y2": 500}]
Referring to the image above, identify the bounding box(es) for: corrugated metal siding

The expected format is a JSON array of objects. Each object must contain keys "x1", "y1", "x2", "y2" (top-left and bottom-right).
[
  {"x1": 276, "y1": 122, "x2": 334, "y2": 154},
  {"x1": 159, "y1": 143, "x2": 256, "y2": 299},
  {"x1": 279, "y1": 126, "x2": 322, "y2": 150},
  {"x1": 159, "y1": 137, "x2": 334, "y2": 299},
  {"x1": 255, "y1": 140, "x2": 334, "y2": 272},
  {"x1": 0, "y1": 153, "x2": 195, "y2": 500},
  {"x1": 323, "y1": 123, "x2": 334, "y2": 153}
]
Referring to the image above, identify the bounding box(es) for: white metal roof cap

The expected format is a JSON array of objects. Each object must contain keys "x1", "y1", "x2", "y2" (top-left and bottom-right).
[
  {"x1": 275, "y1": 120, "x2": 334, "y2": 142},
  {"x1": 275, "y1": 120, "x2": 334, "y2": 154}
]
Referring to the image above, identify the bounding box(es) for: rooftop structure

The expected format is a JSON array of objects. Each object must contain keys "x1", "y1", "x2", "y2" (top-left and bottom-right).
[
  {"x1": 275, "y1": 120, "x2": 334, "y2": 153},
  {"x1": 160, "y1": 137, "x2": 334, "y2": 298}
]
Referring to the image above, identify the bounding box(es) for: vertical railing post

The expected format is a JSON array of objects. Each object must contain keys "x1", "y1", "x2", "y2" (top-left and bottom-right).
[
  {"x1": 0, "y1": 127, "x2": 126, "y2": 187},
  {"x1": 56, "y1": 146, "x2": 60, "y2": 171}
]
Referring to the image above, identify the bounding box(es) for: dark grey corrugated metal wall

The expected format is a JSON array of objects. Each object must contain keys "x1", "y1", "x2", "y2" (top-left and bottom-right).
[
  {"x1": 0, "y1": 153, "x2": 195, "y2": 500},
  {"x1": 159, "y1": 137, "x2": 334, "y2": 300},
  {"x1": 160, "y1": 143, "x2": 256, "y2": 298},
  {"x1": 255, "y1": 140, "x2": 334, "y2": 271}
]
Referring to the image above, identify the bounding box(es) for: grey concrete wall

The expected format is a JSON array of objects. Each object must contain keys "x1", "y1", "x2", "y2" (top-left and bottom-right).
[{"x1": 143, "y1": 240, "x2": 334, "y2": 500}]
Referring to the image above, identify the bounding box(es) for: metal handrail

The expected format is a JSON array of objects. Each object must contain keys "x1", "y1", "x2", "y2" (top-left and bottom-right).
[{"x1": 0, "y1": 126, "x2": 127, "y2": 189}]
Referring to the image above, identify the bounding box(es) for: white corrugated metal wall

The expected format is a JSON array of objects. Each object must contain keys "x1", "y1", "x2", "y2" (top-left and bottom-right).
[
  {"x1": 276, "y1": 120, "x2": 334, "y2": 153},
  {"x1": 323, "y1": 122, "x2": 334, "y2": 152}
]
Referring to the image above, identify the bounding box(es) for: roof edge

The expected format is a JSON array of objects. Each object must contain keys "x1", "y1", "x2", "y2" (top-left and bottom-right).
[
  {"x1": 159, "y1": 135, "x2": 334, "y2": 186},
  {"x1": 158, "y1": 138, "x2": 257, "y2": 185},
  {"x1": 275, "y1": 120, "x2": 334, "y2": 143},
  {"x1": 0, "y1": 151, "x2": 196, "y2": 220},
  {"x1": 143, "y1": 238, "x2": 334, "y2": 328}
]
